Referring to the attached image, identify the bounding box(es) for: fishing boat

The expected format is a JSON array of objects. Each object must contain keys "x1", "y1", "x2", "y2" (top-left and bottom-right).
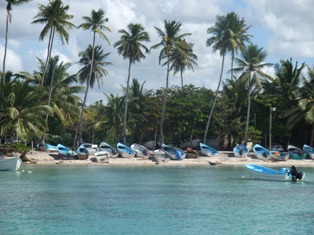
[
  {"x1": 199, "y1": 143, "x2": 218, "y2": 156},
  {"x1": 99, "y1": 142, "x2": 119, "y2": 158},
  {"x1": 162, "y1": 144, "x2": 186, "y2": 160},
  {"x1": 81, "y1": 143, "x2": 99, "y2": 155},
  {"x1": 0, "y1": 148, "x2": 22, "y2": 171},
  {"x1": 116, "y1": 142, "x2": 136, "y2": 158},
  {"x1": 130, "y1": 143, "x2": 151, "y2": 158},
  {"x1": 303, "y1": 144, "x2": 314, "y2": 159},
  {"x1": 76, "y1": 145, "x2": 89, "y2": 160},
  {"x1": 253, "y1": 144, "x2": 288, "y2": 161},
  {"x1": 245, "y1": 164, "x2": 305, "y2": 181},
  {"x1": 287, "y1": 145, "x2": 307, "y2": 159},
  {"x1": 44, "y1": 143, "x2": 58, "y2": 152},
  {"x1": 153, "y1": 149, "x2": 169, "y2": 163},
  {"x1": 233, "y1": 144, "x2": 248, "y2": 158},
  {"x1": 57, "y1": 144, "x2": 76, "y2": 159},
  {"x1": 94, "y1": 151, "x2": 110, "y2": 163}
]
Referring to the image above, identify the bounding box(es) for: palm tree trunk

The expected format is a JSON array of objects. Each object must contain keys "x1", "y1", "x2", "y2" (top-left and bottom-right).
[
  {"x1": 123, "y1": 59, "x2": 132, "y2": 144},
  {"x1": 203, "y1": 53, "x2": 225, "y2": 143},
  {"x1": 2, "y1": 11, "x2": 9, "y2": 88},
  {"x1": 41, "y1": 27, "x2": 54, "y2": 85},
  {"x1": 78, "y1": 32, "x2": 96, "y2": 146},
  {"x1": 160, "y1": 59, "x2": 170, "y2": 145},
  {"x1": 244, "y1": 75, "x2": 251, "y2": 144},
  {"x1": 180, "y1": 70, "x2": 183, "y2": 88}
]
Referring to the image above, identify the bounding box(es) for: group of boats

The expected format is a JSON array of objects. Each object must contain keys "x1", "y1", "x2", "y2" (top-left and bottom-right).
[
  {"x1": 232, "y1": 143, "x2": 314, "y2": 161},
  {"x1": 41, "y1": 141, "x2": 226, "y2": 163}
]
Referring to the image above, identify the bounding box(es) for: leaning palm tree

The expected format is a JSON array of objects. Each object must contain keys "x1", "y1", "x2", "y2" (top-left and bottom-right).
[
  {"x1": 151, "y1": 20, "x2": 191, "y2": 145},
  {"x1": 168, "y1": 39, "x2": 198, "y2": 87},
  {"x1": 2, "y1": 0, "x2": 32, "y2": 109},
  {"x1": 77, "y1": 8, "x2": 110, "y2": 145},
  {"x1": 114, "y1": 23, "x2": 150, "y2": 144},
  {"x1": 76, "y1": 45, "x2": 111, "y2": 145},
  {"x1": 232, "y1": 44, "x2": 272, "y2": 144},
  {"x1": 32, "y1": 0, "x2": 75, "y2": 85},
  {"x1": 203, "y1": 12, "x2": 251, "y2": 143}
]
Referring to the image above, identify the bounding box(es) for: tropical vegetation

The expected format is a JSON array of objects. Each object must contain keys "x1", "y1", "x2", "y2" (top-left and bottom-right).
[{"x1": 1, "y1": 4, "x2": 313, "y2": 152}]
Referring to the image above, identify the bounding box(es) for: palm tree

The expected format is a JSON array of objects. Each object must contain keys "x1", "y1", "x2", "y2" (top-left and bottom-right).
[
  {"x1": 203, "y1": 12, "x2": 251, "y2": 143},
  {"x1": 232, "y1": 44, "x2": 272, "y2": 144},
  {"x1": 32, "y1": 0, "x2": 75, "y2": 85},
  {"x1": 169, "y1": 39, "x2": 198, "y2": 87},
  {"x1": 76, "y1": 45, "x2": 111, "y2": 145},
  {"x1": 151, "y1": 20, "x2": 191, "y2": 144},
  {"x1": 2, "y1": 0, "x2": 32, "y2": 108},
  {"x1": 77, "y1": 8, "x2": 110, "y2": 145},
  {"x1": 0, "y1": 78, "x2": 52, "y2": 142},
  {"x1": 114, "y1": 23, "x2": 150, "y2": 144},
  {"x1": 299, "y1": 66, "x2": 314, "y2": 145}
]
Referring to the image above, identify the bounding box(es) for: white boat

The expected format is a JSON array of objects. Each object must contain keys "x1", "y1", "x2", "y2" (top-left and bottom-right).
[
  {"x1": 153, "y1": 149, "x2": 169, "y2": 163},
  {"x1": 162, "y1": 144, "x2": 186, "y2": 160},
  {"x1": 233, "y1": 144, "x2": 248, "y2": 157},
  {"x1": 130, "y1": 143, "x2": 151, "y2": 158},
  {"x1": 245, "y1": 164, "x2": 305, "y2": 181},
  {"x1": 0, "y1": 148, "x2": 22, "y2": 171},
  {"x1": 81, "y1": 143, "x2": 99, "y2": 155},
  {"x1": 199, "y1": 143, "x2": 218, "y2": 156},
  {"x1": 94, "y1": 151, "x2": 110, "y2": 163},
  {"x1": 99, "y1": 142, "x2": 119, "y2": 158},
  {"x1": 303, "y1": 144, "x2": 314, "y2": 159},
  {"x1": 116, "y1": 142, "x2": 136, "y2": 158},
  {"x1": 76, "y1": 145, "x2": 89, "y2": 160}
]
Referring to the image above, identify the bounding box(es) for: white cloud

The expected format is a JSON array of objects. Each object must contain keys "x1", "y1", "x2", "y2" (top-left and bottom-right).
[{"x1": 0, "y1": 44, "x2": 23, "y2": 72}]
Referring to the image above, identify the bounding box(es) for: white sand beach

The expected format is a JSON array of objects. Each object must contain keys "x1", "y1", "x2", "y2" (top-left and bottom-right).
[{"x1": 23, "y1": 150, "x2": 314, "y2": 167}]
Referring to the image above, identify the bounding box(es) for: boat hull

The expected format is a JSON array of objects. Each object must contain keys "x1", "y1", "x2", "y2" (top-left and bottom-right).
[
  {"x1": 245, "y1": 164, "x2": 292, "y2": 181},
  {"x1": 200, "y1": 143, "x2": 218, "y2": 156},
  {"x1": 0, "y1": 157, "x2": 22, "y2": 171},
  {"x1": 288, "y1": 145, "x2": 307, "y2": 159},
  {"x1": 162, "y1": 144, "x2": 186, "y2": 160},
  {"x1": 233, "y1": 144, "x2": 248, "y2": 158},
  {"x1": 117, "y1": 143, "x2": 136, "y2": 158},
  {"x1": 303, "y1": 144, "x2": 314, "y2": 159},
  {"x1": 131, "y1": 143, "x2": 151, "y2": 158},
  {"x1": 99, "y1": 142, "x2": 119, "y2": 158},
  {"x1": 95, "y1": 151, "x2": 110, "y2": 163}
]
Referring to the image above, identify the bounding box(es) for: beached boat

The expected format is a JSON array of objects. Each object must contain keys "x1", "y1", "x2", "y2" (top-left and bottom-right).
[
  {"x1": 95, "y1": 151, "x2": 110, "y2": 163},
  {"x1": 287, "y1": 145, "x2": 307, "y2": 159},
  {"x1": 81, "y1": 143, "x2": 99, "y2": 155},
  {"x1": 303, "y1": 144, "x2": 314, "y2": 159},
  {"x1": 57, "y1": 144, "x2": 76, "y2": 159},
  {"x1": 245, "y1": 164, "x2": 305, "y2": 181},
  {"x1": 153, "y1": 149, "x2": 169, "y2": 163},
  {"x1": 116, "y1": 142, "x2": 136, "y2": 158},
  {"x1": 0, "y1": 148, "x2": 22, "y2": 171},
  {"x1": 99, "y1": 142, "x2": 119, "y2": 158},
  {"x1": 199, "y1": 143, "x2": 218, "y2": 156},
  {"x1": 130, "y1": 143, "x2": 151, "y2": 158},
  {"x1": 44, "y1": 143, "x2": 58, "y2": 152},
  {"x1": 233, "y1": 144, "x2": 248, "y2": 157},
  {"x1": 76, "y1": 145, "x2": 89, "y2": 160},
  {"x1": 253, "y1": 144, "x2": 288, "y2": 161},
  {"x1": 162, "y1": 144, "x2": 186, "y2": 160}
]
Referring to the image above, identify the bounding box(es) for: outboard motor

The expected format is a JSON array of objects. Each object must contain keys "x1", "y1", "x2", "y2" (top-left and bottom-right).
[{"x1": 290, "y1": 166, "x2": 303, "y2": 181}]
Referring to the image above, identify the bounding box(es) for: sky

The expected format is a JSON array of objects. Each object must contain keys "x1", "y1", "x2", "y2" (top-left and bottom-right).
[{"x1": 1, "y1": 0, "x2": 314, "y2": 105}]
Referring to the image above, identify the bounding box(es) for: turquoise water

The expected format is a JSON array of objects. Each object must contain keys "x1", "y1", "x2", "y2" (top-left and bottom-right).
[{"x1": 1, "y1": 165, "x2": 314, "y2": 235}]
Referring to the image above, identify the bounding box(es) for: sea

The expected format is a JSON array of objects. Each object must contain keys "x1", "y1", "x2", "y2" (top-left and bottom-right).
[{"x1": 1, "y1": 164, "x2": 314, "y2": 235}]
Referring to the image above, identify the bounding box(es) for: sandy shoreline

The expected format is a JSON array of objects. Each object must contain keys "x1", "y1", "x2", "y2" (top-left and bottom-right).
[{"x1": 21, "y1": 150, "x2": 314, "y2": 168}]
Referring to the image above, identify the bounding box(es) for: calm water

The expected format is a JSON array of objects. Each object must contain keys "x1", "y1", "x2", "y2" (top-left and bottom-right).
[{"x1": 1, "y1": 164, "x2": 314, "y2": 235}]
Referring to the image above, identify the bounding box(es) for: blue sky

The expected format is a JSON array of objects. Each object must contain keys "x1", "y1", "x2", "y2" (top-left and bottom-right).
[{"x1": 1, "y1": 0, "x2": 314, "y2": 104}]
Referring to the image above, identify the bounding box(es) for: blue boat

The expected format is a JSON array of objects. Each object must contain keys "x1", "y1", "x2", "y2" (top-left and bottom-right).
[
  {"x1": 199, "y1": 143, "x2": 218, "y2": 156},
  {"x1": 57, "y1": 144, "x2": 76, "y2": 158},
  {"x1": 253, "y1": 144, "x2": 288, "y2": 161},
  {"x1": 162, "y1": 144, "x2": 186, "y2": 160},
  {"x1": 303, "y1": 144, "x2": 314, "y2": 159},
  {"x1": 116, "y1": 142, "x2": 136, "y2": 158},
  {"x1": 233, "y1": 144, "x2": 248, "y2": 157},
  {"x1": 288, "y1": 145, "x2": 307, "y2": 159},
  {"x1": 44, "y1": 143, "x2": 58, "y2": 152},
  {"x1": 245, "y1": 164, "x2": 305, "y2": 181}
]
